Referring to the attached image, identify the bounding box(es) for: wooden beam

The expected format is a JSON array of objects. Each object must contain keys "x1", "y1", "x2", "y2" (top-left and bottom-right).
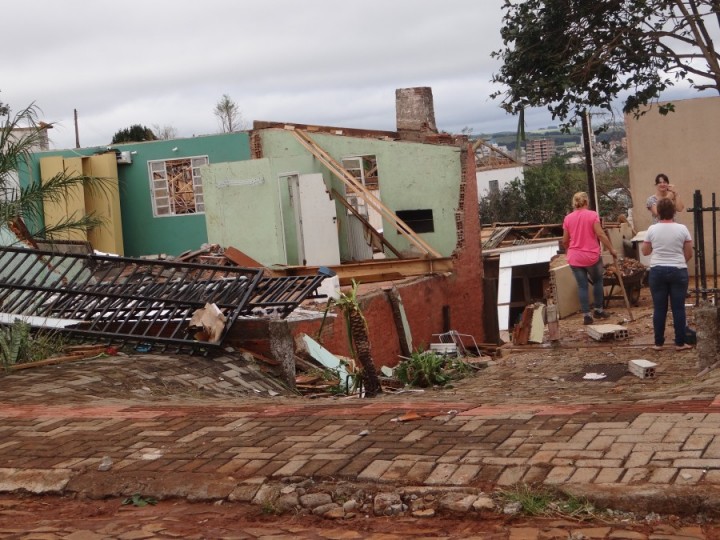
[
  {"x1": 472, "y1": 138, "x2": 526, "y2": 166},
  {"x1": 290, "y1": 129, "x2": 442, "y2": 259},
  {"x1": 330, "y1": 188, "x2": 403, "y2": 259},
  {"x1": 270, "y1": 257, "x2": 453, "y2": 286}
]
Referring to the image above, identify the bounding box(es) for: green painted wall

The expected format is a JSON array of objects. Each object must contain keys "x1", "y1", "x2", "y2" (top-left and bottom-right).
[
  {"x1": 259, "y1": 129, "x2": 461, "y2": 260},
  {"x1": 25, "y1": 133, "x2": 250, "y2": 257},
  {"x1": 202, "y1": 159, "x2": 287, "y2": 266}
]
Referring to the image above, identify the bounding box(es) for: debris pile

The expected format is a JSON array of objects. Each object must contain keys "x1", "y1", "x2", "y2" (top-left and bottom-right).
[
  {"x1": 604, "y1": 257, "x2": 645, "y2": 279},
  {"x1": 289, "y1": 334, "x2": 488, "y2": 398}
]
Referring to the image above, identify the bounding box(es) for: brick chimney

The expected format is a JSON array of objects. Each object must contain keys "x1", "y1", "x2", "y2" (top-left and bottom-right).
[{"x1": 395, "y1": 87, "x2": 438, "y2": 142}]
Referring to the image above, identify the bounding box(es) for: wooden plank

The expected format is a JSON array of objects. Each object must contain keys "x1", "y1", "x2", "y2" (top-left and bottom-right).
[
  {"x1": 224, "y1": 246, "x2": 264, "y2": 268},
  {"x1": 291, "y1": 129, "x2": 442, "y2": 258},
  {"x1": 331, "y1": 188, "x2": 402, "y2": 258},
  {"x1": 270, "y1": 257, "x2": 453, "y2": 285},
  {"x1": 9, "y1": 347, "x2": 107, "y2": 371}
]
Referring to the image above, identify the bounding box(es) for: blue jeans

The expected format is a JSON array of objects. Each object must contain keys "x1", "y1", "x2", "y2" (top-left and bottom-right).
[
  {"x1": 648, "y1": 266, "x2": 689, "y2": 347},
  {"x1": 570, "y1": 260, "x2": 605, "y2": 314}
]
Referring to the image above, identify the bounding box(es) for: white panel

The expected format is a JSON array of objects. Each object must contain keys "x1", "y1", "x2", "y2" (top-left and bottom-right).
[
  {"x1": 497, "y1": 266, "x2": 513, "y2": 331},
  {"x1": 346, "y1": 215, "x2": 374, "y2": 261},
  {"x1": 499, "y1": 242, "x2": 559, "y2": 268},
  {"x1": 296, "y1": 174, "x2": 341, "y2": 266}
]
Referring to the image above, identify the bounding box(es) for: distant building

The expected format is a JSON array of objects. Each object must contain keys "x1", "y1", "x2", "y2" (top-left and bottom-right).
[
  {"x1": 525, "y1": 138, "x2": 555, "y2": 165},
  {"x1": 474, "y1": 139, "x2": 524, "y2": 198}
]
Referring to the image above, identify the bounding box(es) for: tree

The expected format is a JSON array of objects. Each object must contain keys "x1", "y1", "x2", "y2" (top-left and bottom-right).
[
  {"x1": 334, "y1": 281, "x2": 382, "y2": 397},
  {"x1": 213, "y1": 94, "x2": 242, "y2": 133},
  {"x1": 152, "y1": 124, "x2": 178, "y2": 140},
  {"x1": 111, "y1": 124, "x2": 158, "y2": 144},
  {"x1": 479, "y1": 158, "x2": 630, "y2": 224},
  {"x1": 491, "y1": 1, "x2": 720, "y2": 126},
  {"x1": 1, "y1": 100, "x2": 108, "y2": 240}
]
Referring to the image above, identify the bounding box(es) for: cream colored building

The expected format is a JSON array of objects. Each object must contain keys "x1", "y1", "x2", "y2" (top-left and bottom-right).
[{"x1": 625, "y1": 95, "x2": 720, "y2": 275}]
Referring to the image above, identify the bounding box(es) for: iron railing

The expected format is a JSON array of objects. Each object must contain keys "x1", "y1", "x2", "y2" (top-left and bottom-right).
[{"x1": 0, "y1": 247, "x2": 332, "y2": 352}]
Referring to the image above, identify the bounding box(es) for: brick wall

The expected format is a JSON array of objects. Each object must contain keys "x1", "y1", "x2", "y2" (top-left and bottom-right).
[
  {"x1": 228, "y1": 144, "x2": 484, "y2": 368},
  {"x1": 280, "y1": 143, "x2": 485, "y2": 368}
]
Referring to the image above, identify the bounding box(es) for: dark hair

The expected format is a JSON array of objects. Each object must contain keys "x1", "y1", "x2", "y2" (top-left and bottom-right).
[
  {"x1": 655, "y1": 173, "x2": 669, "y2": 185},
  {"x1": 657, "y1": 197, "x2": 676, "y2": 220}
]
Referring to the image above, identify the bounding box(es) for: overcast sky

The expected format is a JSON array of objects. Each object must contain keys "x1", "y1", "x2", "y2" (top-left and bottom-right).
[{"x1": 1, "y1": 0, "x2": 708, "y2": 150}]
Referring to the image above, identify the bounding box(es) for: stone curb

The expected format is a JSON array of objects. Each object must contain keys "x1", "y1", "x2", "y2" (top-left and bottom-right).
[{"x1": 4, "y1": 468, "x2": 720, "y2": 519}]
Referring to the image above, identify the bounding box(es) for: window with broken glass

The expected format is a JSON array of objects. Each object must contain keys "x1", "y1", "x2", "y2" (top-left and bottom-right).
[{"x1": 148, "y1": 156, "x2": 208, "y2": 217}]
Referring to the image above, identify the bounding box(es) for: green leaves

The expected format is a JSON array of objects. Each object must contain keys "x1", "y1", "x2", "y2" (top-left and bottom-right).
[
  {"x1": 0, "y1": 320, "x2": 31, "y2": 369},
  {"x1": 111, "y1": 124, "x2": 158, "y2": 144},
  {"x1": 0, "y1": 99, "x2": 112, "y2": 240},
  {"x1": 492, "y1": 0, "x2": 720, "y2": 126},
  {"x1": 396, "y1": 350, "x2": 450, "y2": 388},
  {"x1": 121, "y1": 494, "x2": 158, "y2": 507}
]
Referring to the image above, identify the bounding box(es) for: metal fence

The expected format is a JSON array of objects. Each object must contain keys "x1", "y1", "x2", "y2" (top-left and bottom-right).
[
  {"x1": 689, "y1": 190, "x2": 719, "y2": 304},
  {"x1": 0, "y1": 246, "x2": 331, "y2": 353}
]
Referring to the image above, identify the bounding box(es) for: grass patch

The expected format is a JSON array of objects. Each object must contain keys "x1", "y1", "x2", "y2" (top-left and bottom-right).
[
  {"x1": 0, "y1": 321, "x2": 70, "y2": 369},
  {"x1": 496, "y1": 484, "x2": 596, "y2": 519}
]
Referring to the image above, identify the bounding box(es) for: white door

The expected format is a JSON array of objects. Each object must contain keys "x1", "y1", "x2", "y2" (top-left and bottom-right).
[{"x1": 288, "y1": 173, "x2": 341, "y2": 266}]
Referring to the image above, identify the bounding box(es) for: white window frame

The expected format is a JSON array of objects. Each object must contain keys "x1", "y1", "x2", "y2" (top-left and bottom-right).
[
  {"x1": 341, "y1": 155, "x2": 379, "y2": 218},
  {"x1": 148, "y1": 155, "x2": 208, "y2": 217}
]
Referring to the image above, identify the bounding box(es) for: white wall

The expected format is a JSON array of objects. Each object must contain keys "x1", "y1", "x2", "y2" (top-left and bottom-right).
[{"x1": 476, "y1": 166, "x2": 524, "y2": 199}]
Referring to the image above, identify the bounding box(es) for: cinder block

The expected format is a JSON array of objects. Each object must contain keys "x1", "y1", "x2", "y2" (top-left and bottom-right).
[
  {"x1": 586, "y1": 324, "x2": 629, "y2": 341},
  {"x1": 629, "y1": 359, "x2": 657, "y2": 379}
]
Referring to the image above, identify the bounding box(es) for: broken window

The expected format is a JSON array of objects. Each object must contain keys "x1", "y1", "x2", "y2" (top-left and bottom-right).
[
  {"x1": 148, "y1": 156, "x2": 208, "y2": 217},
  {"x1": 396, "y1": 209, "x2": 434, "y2": 234}
]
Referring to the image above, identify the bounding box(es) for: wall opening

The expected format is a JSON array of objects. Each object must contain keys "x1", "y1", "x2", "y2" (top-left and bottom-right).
[{"x1": 396, "y1": 209, "x2": 434, "y2": 233}]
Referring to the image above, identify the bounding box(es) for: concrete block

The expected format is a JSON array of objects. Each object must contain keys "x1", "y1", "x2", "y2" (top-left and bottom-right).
[
  {"x1": 628, "y1": 359, "x2": 657, "y2": 379},
  {"x1": 586, "y1": 324, "x2": 629, "y2": 341}
]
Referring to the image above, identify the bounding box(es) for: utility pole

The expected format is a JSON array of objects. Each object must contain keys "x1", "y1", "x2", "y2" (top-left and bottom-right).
[
  {"x1": 581, "y1": 110, "x2": 598, "y2": 211},
  {"x1": 74, "y1": 109, "x2": 80, "y2": 149}
]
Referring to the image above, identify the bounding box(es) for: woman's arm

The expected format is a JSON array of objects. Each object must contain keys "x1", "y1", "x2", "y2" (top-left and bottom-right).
[
  {"x1": 647, "y1": 196, "x2": 659, "y2": 218},
  {"x1": 641, "y1": 241, "x2": 653, "y2": 257},
  {"x1": 668, "y1": 187, "x2": 685, "y2": 212},
  {"x1": 593, "y1": 222, "x2": 618, "y2": 258},
  {"x1": 683, "y1": 240, "x2": 692, "y2": 262}
]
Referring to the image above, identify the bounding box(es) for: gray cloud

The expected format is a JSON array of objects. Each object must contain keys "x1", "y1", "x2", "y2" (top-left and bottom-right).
[{"x1": 2, "y1": 0, "x2": 706, "y2": 149}]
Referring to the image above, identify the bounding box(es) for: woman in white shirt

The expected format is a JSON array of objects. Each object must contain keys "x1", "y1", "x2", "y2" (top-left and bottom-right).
[{"x1": 641, "y1": 198, "x2": 693, "y2": 351}]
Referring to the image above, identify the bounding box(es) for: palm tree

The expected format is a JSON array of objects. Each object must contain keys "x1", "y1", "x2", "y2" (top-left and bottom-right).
[
  {"x1": 335, "y1": 281, "x2": 382, "y2": 397},
  {"x1": 0, "y1": 100, "x2": 108, "y2": 241}
]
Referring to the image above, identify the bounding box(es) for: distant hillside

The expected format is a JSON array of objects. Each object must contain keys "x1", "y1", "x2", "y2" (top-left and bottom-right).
[{"x1": 476, "y1": 126, "x2": 625, "y2": 153}]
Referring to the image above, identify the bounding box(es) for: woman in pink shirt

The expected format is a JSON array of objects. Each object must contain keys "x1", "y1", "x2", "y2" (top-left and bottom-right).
[{"x1": 562, "y1": 192, "x2": 618, "y2": 325}]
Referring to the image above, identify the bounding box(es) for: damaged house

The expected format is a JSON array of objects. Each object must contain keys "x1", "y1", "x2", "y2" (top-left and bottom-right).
[{"x1": 16, "y1": 87, "x2": 485, "y2": 370}]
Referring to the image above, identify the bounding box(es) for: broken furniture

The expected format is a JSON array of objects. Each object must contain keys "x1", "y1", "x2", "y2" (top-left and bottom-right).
[
  {"x1": 432, "y1": 330, "x2": 480, "y2": 357},
  {"x1": 0, "y1": 246, "x2": 332, "y2": 353}
]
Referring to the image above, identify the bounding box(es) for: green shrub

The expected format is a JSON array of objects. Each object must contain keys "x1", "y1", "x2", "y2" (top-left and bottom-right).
[
  {"x1": 0, "y1": 320, "x2": 68, "y2": 370},
  {"x1": 395, "y1": 350, "x2": 449, "y2": 388}
]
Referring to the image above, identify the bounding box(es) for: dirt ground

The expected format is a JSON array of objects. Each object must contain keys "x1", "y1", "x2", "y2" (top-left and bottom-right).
[
  {"x1": 380, "y1": 286, "x2": 714, "y2": 407},
  {"x1": 0, "y1": 493, "x2": 714, "y2": 539},
  {"x1": 0, "y1": 288, "x2": 716, "y2": 538}
]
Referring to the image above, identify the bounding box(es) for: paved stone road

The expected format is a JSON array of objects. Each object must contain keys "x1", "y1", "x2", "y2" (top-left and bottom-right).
[{"x1": 0, "y1": 350, "x2": 719, "y2": 519}]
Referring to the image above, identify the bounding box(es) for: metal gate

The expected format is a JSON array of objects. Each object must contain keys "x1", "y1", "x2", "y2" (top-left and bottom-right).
[
  {"x1": 689, "y1": 190, "x2": 719, "y2": 304},
  {"x1": 0, "y1": 247, "x2": 331, "y2": 352}
]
